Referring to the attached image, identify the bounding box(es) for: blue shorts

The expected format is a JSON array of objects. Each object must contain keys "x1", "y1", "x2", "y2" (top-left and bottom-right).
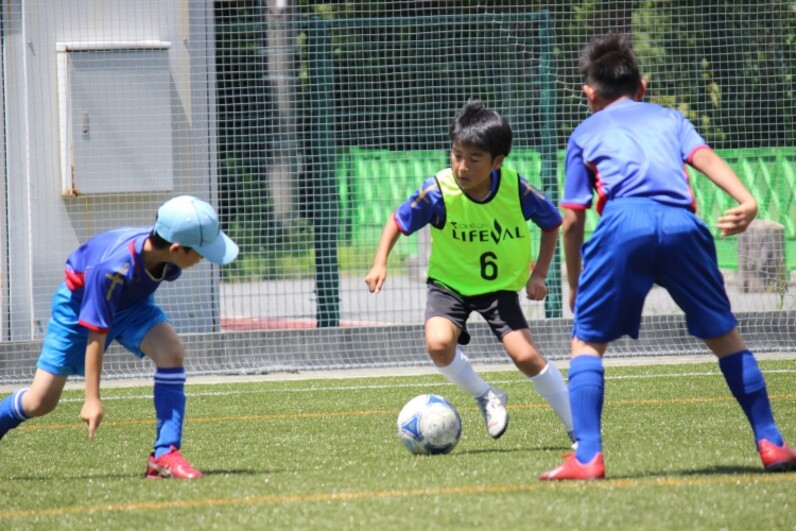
[
  {"x1": 37, "y1": 284, "x2": 169, "y2": 377},
  {"x1": 573, "y1": 198, "x2": 736, "y2": 343}
]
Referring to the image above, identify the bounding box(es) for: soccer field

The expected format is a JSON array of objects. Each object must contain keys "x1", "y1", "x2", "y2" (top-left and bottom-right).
[{"x1": 1, "y1": 359, "x2": 794, "y2": 530}]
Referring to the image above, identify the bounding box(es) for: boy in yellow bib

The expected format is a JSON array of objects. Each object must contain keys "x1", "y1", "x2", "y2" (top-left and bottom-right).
[{"x1": 365, "y1": 100, "x2": 574, "y2": 444}]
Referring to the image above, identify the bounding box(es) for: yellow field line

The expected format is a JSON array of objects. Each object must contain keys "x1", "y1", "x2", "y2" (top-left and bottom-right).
[
  {"x1": 17, "y1": 392, "x2": 796, "y2": 432},
  {"x1": 1, "y1": 473, "x2": 794, "y2": 520}
]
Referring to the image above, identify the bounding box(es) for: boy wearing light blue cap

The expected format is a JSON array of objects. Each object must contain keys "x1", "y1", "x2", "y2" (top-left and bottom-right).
[{"x1": 0, "y1": 195, "x2": 238, "y2": 479}]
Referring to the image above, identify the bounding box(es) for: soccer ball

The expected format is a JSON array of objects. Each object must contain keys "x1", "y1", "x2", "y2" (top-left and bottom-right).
[{"x1": 397, "y1": 393, "x2": 462, "y2": 455}]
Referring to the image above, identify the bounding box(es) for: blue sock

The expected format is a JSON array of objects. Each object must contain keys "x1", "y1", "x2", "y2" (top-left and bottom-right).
[
  {"x1": 153, "y1": 368, "x2": 186, "y2": 457},
  {"x1": 0, "y1": 389, "x2": 30, "y2": 439},
  {"x1": 719, "y1": 350, "x2": 782, "y2": 446},
  {"x1": 569, "y1": 356, "x2": 605, "y2": 464}
]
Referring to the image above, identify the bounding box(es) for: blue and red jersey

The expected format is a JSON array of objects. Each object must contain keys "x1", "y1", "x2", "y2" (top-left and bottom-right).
[
  {"x1": 562, "y1": 98, "x2": 708, "y2": 214},
  {"x1": 64, "y1": 228, "x2": 181, "y2": 333},
  {"x1": 393, "y1": 168, "x2": 562, "y2": 235}
]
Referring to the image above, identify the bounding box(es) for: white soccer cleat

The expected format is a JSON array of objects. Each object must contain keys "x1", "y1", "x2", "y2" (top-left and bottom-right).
[{"x1": 476, "y1": 386, "x2": 509, "y2": 439}]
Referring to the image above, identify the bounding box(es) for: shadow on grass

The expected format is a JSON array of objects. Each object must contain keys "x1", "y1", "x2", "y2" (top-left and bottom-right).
[
  {"x1": 456, "y1": 445, "x2": 569, "y2": 456},
  {"x1": 6, "y1": 468, "x2": 280, "y2": 481},
  {"x1": 605, "y1": 464, "x2": 764, "y2": 480},
  {"x1": 677, "y1": 465, "x2": 765, "y2": 475},
  {"x1": 202, "y1": 468, "x2": 280, "y2": 477},
  {"x1": 7, "y1": 472, "x2": 153, "y2": 481}
]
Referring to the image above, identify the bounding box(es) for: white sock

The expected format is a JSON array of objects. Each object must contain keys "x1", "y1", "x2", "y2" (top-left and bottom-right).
[
  {"x1": 530, "y1": 361, "x2": 574, "y2": 432},
  {"x1": 436, "y1": 347, "x2": 490, "y2": 398}
]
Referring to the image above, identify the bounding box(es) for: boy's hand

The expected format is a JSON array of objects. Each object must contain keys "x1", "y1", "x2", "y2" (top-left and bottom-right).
[
  {"x1": 81, "y1": 397, "x2": 104, "y2": 441},
  {"x1": 525, "y1": 273, "x2": 548, "y2": 301},
  {"x1": 717, "y1": 200, "x2": 757, "y2": 237},
  {"x1": 365, "y1": 265, "x2": 388, "y2": 293}
]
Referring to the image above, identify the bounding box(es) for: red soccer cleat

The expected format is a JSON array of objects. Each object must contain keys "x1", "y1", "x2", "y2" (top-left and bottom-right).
[
  {"x1": 758, "y1": 439, "x2": 796, "y2": 472},
  {"x1": 146, "y1": 445, "x2": 204, "y2": 479},
  {"x1": 539, "y1": 452, "x2": 605, "y2": 481}
]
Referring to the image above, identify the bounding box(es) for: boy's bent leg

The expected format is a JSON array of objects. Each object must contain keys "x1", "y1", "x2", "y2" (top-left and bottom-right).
[
  {"x1": 0, "y1": 389, "x2": 30, "y2": 439},
  {"x1": 540, "y1": 340, "x2": 606, "y2": 481},
  {"x1": 502, "y1": 330, "x2": 573, "y2": 441},
  {"x1": 530, "y1": 362, "x2": 575, "y2": 442},
  {"x1": 435, "y1": 347, "x2": 490, "y2": 398},
  {"x1": 146, "y1": 366, "x2": 202, "y2": 479},
  {"x1": 0, "y1": 369, "x2": 67, "y2": 439},
  {"x1": 152, "y1": 367, "x2": 187, "y2": 456},
  {"x1": 566, "y1": 353, "x2": 605, "y2": 464},
  {"x1": 141, "y1": 322, "x2": 187, "y2": 456},
  {"x1": 141, "y1": 323, "x2": 201, "y2": 479},
  {"x1": 426, "y1": 317, "x2": 507, "y2": 437},
  {"x1": 710, "y1": 332, "x2": 796, "y2": 471},
  {"x1": 437, "y1": 345, "x2": 508, "y2": 439},
  {"x1": 426, "y1": 317, "x2": 489, "y2": 397}
]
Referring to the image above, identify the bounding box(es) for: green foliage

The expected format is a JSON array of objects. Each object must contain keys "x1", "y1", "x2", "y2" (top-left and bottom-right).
[{"x1": 1, "y1": 360, "x2": 794, "y2": 528}]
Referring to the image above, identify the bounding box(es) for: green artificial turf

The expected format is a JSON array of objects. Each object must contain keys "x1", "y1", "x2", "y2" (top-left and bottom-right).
[{"x1": 1, "y1": 360, "x2": 794, "y2": 530}]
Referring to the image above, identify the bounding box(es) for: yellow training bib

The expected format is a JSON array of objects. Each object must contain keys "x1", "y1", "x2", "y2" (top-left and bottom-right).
[{"x1": 428, "y1": 167, "x2": 531, "y2": 296}]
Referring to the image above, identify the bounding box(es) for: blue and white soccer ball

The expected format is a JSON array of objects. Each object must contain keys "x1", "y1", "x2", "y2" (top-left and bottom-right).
[{"x1": 397, "y1": 393, "x2": 462, "y2": 455}]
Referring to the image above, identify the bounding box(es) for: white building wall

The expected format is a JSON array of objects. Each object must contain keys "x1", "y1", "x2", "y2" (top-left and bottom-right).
[{"x1": 1, "y1": 0, "x2": 219, "y2": 340}]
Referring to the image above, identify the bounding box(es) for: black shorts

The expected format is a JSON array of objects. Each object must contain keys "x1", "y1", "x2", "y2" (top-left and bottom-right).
[{"x1": 424, "y1": 280, "x2": 529, "y2": 345}]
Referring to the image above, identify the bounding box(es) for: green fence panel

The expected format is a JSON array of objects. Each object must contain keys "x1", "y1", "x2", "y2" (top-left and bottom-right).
[
  {"x1": 338, "y1": 148, "x2": 447, "y2": 256},
  {"x1": 688, "y1": 148, "x2": 796, "y2": 270},
  {"x1": 340, "y1": 147, "x2": 796, "y2": 271},
  {"x1": 503, "y1": 149, "x2": 543, "y2": 185}
]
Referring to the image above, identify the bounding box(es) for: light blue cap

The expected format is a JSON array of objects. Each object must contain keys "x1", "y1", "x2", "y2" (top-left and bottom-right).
[{"x1": 154, "y1": 195, "x2": 239, "y2": 265}]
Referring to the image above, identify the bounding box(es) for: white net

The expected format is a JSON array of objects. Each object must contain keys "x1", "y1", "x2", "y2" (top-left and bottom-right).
[{"x1": 0, "y1": 1, "x2": 794, "y2": 382}]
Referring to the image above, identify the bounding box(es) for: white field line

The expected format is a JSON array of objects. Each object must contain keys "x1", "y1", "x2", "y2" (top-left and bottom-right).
[{"x1": 53, "y1": 368, "x2": 796, "y2": 404}]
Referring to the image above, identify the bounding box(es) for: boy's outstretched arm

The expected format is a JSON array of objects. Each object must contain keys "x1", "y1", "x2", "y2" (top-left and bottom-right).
[
  {"x1": 562, "y1": 208, "x2": 586, "y2": 312},
  {"x1": 81, "y1": 330, "x2": 107, "y2": 441},
  {"x1": 690, "y1": 147, "x2": 758, "y2": 237},
  {"x1": 364, "y1": 217, "x2": 402, "y2": 293},
  {"x1": 526, "y1": 226, "x2": 559, "y2": 300}
]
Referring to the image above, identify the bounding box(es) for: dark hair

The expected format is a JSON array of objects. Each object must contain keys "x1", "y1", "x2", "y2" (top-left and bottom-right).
[
  {"x1": 579, "y1": 34, "x2": 641, "y2": 102},
  {"x1": 150, "y1": 230, "x2": 192, "y2": 253},
  {"x1": 449, "y1": 99, "x2": 512, "y2": 158}
]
